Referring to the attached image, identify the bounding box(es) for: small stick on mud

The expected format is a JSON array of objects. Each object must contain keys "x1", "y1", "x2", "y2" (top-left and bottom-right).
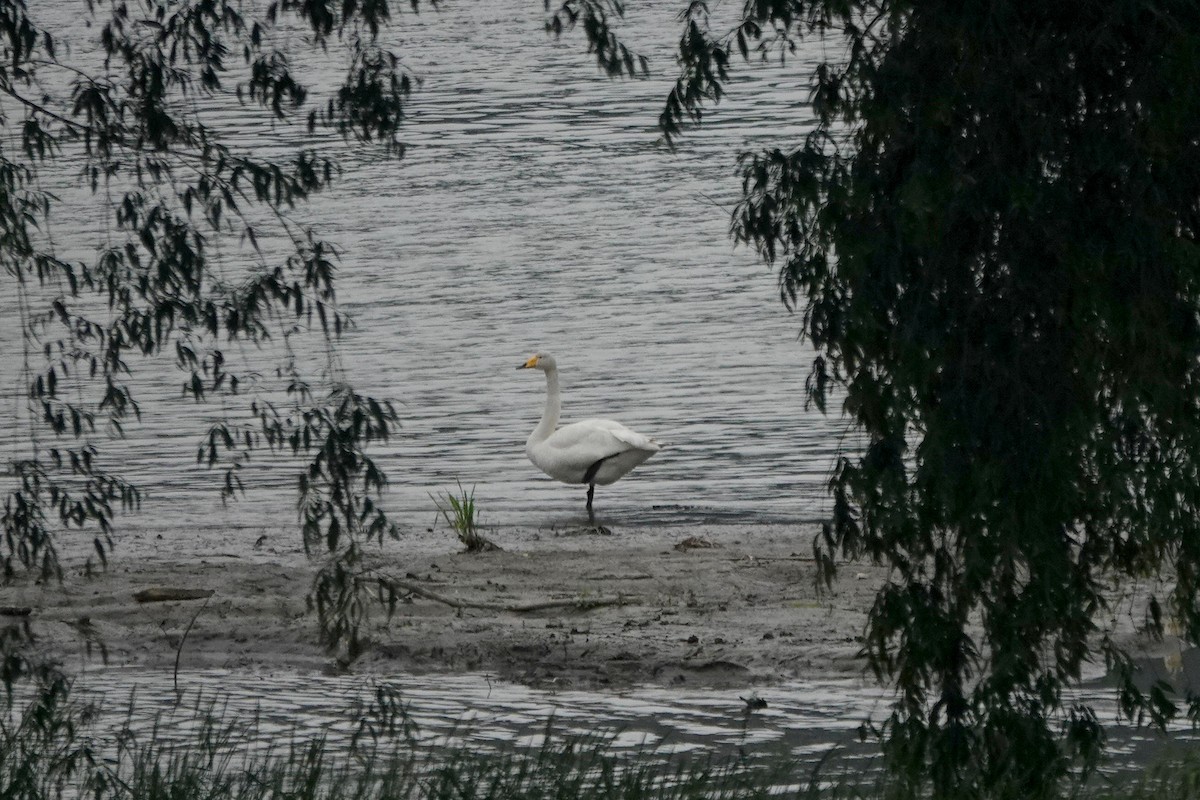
[{"x1": 390, "y1": 577, "x2": 636, "y2": 613}]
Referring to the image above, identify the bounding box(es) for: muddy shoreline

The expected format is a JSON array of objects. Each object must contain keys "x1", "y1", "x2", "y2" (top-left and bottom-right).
[
  {"x1": 2, "y1": 523, "x2": 901, "y2": 688},
  {"x1": 4, "y1": 519, "x2": 1175, "y2": 691}
]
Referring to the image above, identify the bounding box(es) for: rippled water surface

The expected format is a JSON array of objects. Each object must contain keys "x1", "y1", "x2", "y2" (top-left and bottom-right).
[
  {"x1": 1, "y1": 1, "x2": 850, "y2": 538},
  {"x1": 76, "y1": 670, "x2": 881, "y2": 763},
  {"x1": 63, "y1": 667, "x2": 1200, "y2": 782}
]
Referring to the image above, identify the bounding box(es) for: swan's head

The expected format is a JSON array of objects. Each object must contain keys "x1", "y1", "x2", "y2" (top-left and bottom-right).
[{"x1": 516, "y1": 353, "x2": 556, "y2": 371}]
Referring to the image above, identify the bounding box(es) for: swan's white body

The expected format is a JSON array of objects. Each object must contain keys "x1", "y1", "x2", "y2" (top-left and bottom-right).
[
  {"x1": 528, "y1": 416, "x2": 659, "y2": 487},
  {"x1": 517, "y1": 353, "x2": 661, "y2": 527}
]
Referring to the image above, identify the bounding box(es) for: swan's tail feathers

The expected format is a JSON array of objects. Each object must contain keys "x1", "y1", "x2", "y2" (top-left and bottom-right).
[{"x1": 608, "y1": 427, "x2": 663, "y2": 452}]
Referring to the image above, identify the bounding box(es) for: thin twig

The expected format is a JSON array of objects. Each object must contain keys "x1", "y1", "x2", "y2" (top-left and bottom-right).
[
  {"x1": 173, "y1": 593, "x2": 213, "y2": 699},
  {"x1": 390, "y1": 577, "x2": 636, "y2": 613}
]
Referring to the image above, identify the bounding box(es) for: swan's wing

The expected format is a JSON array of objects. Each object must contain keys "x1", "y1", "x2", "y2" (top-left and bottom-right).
[
  {"x1": 575, "y1": 418, "x2": 662, "y2": 452},
  {"x1": 532, "y1": 419, "x2": 660, "y2": 483}
]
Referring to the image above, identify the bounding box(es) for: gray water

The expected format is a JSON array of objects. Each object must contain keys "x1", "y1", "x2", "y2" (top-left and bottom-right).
[
  {"x1": 75, "y1": 669, "x2": 882, "y2": 764},
  {"x1": 1, "y1": 0, "x2": 848, "y2": 539},
  {"x1": 59, "y1": 666, "x2": 1200, "y2": 783}
]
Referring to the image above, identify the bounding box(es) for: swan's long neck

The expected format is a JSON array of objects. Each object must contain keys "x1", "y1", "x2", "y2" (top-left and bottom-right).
[{"x1": 528, "y1": 366, "x2": 561, "y2": 446}]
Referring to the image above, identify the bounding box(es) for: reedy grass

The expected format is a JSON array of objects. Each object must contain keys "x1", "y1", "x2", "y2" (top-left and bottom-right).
[
  {"x1": 3, "y1": 659, "x2": 1193, "y2": 800},
  {"x1": 431, "y1": 480, "x2": 498, "y2": 553},
  {"x1": 2, "y1": 667, "x2": 830, "y2": 800},
  {"x1": 0, "y1": 668, "x2": 98, "y2": 800}
]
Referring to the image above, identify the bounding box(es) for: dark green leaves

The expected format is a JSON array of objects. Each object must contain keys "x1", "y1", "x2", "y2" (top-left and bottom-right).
[
  {"x1": 545, "y1": 1, "x2": 648, "y2": 79},
  {"x1": 666, "y1": 0, "x2": 1200, "y2": 796},
  {"x1": 660, "y1": 3, "x2": 731, "y2": 147},
  {"x1": 321, "y1": 42, "x2": 411, "y2": 155}
]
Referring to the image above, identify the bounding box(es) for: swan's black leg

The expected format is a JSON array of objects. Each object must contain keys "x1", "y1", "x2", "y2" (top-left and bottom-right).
[
  {"x1": 585, "y1": 484, "x2": 611, "y2": 535},
  {"x1": 583, "y1": 457, "x2": 607, "y2": 485}
]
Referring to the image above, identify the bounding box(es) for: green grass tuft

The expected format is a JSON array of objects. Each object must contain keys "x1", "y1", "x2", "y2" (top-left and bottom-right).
[{"x1": 431, "y1": 480, "x2": 498, "y2": 552}]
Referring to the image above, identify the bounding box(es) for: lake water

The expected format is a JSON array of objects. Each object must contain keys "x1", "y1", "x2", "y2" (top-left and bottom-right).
[
  {"x1": 0, "y1": 0, "x2": 849, "y2": 540},
  {"x1": 59, "y1": 665, "x2": 1200, "y2": 785}
]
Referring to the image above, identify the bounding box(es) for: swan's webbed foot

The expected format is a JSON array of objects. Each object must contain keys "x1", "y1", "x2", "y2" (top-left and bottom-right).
[{"x1": 586, "y1": 523, "x2": 613, "y2": 536}]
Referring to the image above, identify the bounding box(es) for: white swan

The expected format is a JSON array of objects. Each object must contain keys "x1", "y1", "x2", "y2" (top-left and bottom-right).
[{"x1": 517, "y1": 353, "x2": 662, "y2": 531}]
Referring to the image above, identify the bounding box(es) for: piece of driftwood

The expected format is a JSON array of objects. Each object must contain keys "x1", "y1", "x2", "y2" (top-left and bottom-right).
[
  {"x1": 674, "y1": 536, "x2": 718, "y2": 551},
  {"x1": 0, "y1": 606, "x2": 32, "y2": 617},
  {"x1": 133, "y1": 588, "x2": 215, "y2": 603},
  {"x1": 391, "y1": 578, "x2": 636, "y2": 613}
]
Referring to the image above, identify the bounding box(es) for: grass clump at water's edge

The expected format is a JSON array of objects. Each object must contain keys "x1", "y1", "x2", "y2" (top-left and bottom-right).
[{"x1": 431, "y1": 480, "x2": 500, "y2": 553}]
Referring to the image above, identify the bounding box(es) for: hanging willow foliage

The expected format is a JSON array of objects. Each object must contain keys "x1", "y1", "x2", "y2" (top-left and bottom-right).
[
  {"x1": 665, "y1": 1, "x2": 1200, "y2": 798},
  {"x1": 0, "y1": 0, "x2": 645, "y2": 663},
  {"x1": 0, "y1": 0, "x2": 420, "y2": 662}
]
